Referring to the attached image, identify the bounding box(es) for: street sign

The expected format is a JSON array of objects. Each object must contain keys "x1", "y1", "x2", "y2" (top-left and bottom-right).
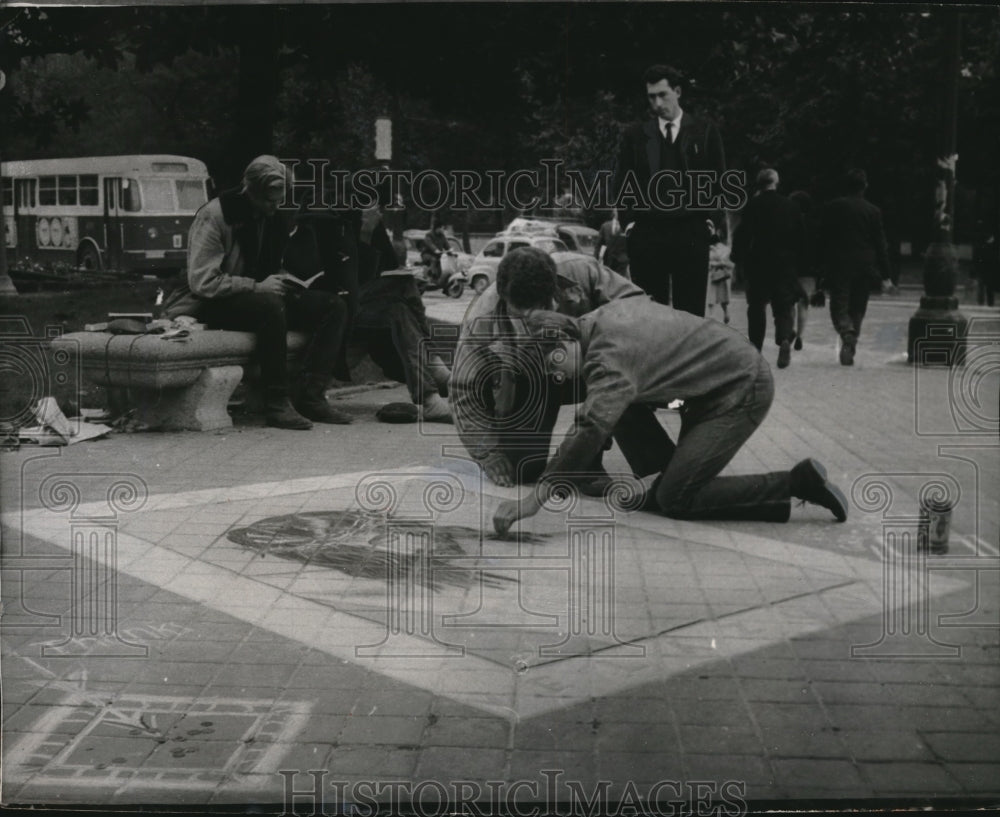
[{"x1": 375, "y1": 117, "x2": 392, "y2": 162}]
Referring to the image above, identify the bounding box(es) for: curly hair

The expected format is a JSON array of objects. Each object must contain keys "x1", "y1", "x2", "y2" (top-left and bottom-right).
[{"x1": 497, "y1": 247, "x2": 559, "y2": 311}]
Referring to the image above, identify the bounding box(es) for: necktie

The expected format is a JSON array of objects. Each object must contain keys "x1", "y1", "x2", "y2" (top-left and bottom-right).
[{"x1": 663, "y1": 122, "x2": 673, "y2": 144}]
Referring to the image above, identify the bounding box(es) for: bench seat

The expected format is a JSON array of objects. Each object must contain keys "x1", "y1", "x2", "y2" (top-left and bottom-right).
[{"x1": 52, "y1": 330, "x2": 309, "y2": 431}]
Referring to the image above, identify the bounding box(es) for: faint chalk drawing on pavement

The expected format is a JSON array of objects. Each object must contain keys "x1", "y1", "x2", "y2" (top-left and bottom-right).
[{"x1": 226, "y1": 509, "x2": 533, "y2": 591}]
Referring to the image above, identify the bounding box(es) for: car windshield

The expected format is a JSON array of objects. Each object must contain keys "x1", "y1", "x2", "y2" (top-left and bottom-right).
[
  {"x1": 535, "y1": 239, "x2": 567, "y2": 253},
  {"x1": 570, "y1": 233, "x2": 597, "y2": 251}
]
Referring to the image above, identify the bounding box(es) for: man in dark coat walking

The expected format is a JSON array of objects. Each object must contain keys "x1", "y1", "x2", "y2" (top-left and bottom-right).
[
  {"x1": 612, "y1": 64, "x2": 726, "y2": 316},
  {"x1": 731, "y1": 168, "x2": 806, "y2": 368},
  {"x1": 820, "y1": 169, "x2": 896, "y2": 365}
]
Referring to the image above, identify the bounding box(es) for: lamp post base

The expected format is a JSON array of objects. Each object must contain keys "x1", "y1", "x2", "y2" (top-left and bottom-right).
[{"x1": 907, "y1": 295, "x2": 968, "y2": 366}]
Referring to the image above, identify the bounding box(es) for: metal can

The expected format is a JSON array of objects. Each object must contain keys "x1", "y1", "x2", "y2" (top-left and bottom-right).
[{"x1": 919, "y1": 498, "x2": 953, "y2": 555}]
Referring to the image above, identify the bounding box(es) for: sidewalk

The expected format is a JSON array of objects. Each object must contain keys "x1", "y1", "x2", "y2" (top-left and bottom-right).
[{"x1": 2, "y1": 289, "x2": 998, "y2": 809}]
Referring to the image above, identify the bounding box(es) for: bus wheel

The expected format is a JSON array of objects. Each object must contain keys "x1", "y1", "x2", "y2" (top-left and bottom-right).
[{"x1": 78, "y1": 245, "x2": 103, "y2": 272}]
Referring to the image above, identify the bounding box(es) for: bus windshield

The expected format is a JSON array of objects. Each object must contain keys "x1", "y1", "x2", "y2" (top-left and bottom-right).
[{"x1": 124, "y1": 178, "x2": 208, "y2": 213}]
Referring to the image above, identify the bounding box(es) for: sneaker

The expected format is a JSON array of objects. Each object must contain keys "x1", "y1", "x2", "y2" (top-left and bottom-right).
[
  {"x1": 777, "y1": 340, "x2": 791, "y2": 369},
  {"x1": 420, "y1": 392, "x2": 453, "y2": 423},
  {"x1": 790, "y1": 458, "x2": 848, "y2": 522},
  {"x1": 840, "y1": 340, "x2": 855, "y2": 366},
  {"x1": 793, "y1": 335, "x2": 803, "y2": 351}
]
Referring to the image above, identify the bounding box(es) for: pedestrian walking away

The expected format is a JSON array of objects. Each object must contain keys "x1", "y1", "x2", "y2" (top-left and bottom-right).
[
  {"x1": 731, "y1": 168, "x2": 805, "y2": 369},
  {"x1": 819, "y1": 168, "x2": 897, "y2": 365}
]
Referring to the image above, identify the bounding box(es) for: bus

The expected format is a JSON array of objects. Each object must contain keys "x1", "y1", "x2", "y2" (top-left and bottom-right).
[{"x1": 2, "y1": 155, "x2": 212, "y2": 275}]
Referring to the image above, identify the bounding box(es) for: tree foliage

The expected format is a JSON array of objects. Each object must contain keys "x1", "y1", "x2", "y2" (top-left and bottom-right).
[{"x1": 2, "y1": 4, "x2": 997, "y2": 242}]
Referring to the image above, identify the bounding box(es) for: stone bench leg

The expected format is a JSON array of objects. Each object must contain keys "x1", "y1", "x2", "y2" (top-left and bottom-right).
[{"x1": 117, "y1": 366, "x2": 243, "y2": 431}]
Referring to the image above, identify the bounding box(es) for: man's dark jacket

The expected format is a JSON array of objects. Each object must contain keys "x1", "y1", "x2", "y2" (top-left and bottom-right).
[
  {"x1": 820, "y1": 194, "x2": 891, "y2": 283},
  {"x1": 731, "y1": 189, "x2": 805, "y2": 282},
  {"x1": 612, "y1": 114, "x2": 726, "y2": 225}
]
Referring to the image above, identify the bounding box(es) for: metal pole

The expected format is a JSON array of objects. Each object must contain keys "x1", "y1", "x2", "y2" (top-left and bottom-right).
[{"x1": 0, "y1": 69, "x2": 19, "y2": 295}]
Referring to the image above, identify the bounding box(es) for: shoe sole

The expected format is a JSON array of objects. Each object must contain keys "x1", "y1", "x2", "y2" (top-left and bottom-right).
[{"x1": 801, "y1": 458, "x2": 848, "y2": 522}]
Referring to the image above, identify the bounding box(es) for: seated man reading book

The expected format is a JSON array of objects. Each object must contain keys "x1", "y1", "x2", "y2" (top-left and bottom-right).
[{"x1": 162, "y1": 155, "x2": 351, "y2": 430}]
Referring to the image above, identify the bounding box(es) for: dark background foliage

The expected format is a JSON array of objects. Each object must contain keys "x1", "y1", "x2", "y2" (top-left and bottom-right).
[{"x1": 1, "y1": 3, "x2": 997, "y2": 241}]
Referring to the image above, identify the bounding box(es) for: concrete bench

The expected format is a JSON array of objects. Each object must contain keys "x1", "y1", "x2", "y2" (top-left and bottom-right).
[{"x1": 51, "y1": 330, "x2": 311, "y2": 431}]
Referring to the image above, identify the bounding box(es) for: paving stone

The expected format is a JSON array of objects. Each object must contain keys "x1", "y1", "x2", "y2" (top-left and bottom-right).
[
  {"x1": 921, "y1": 731, "x2": 1000, "y2": 762},
  {"x1": 678, "y1": 725, "x2": 763, "y2": 755},
  {"x1": 838, "y1": 730, "x2": 934, "y2": 762},
  {"x1": 415, "y1": 746, "x2": 507, "y2": 781},
  {"x1": 326, "y1": 745, "x2": 420, "y2": 777},
  {"x1": 682, "y1": 754, "x2": 774, "y2": 786},
  {"x1": 739, "y1": 678, "x2": 818, "y2": 703},
  {"x1": 943, "y1": 763, "x2": 1000, "y2": 794},
  {"x1": 770, "y1": 758, "x2": 866, "y2": 790},
  {"x1": 857, "y1": 761, "x2": 960, "y2": 793},
  {"x1": 423, "y1": 716, "x2": 509, "y2": 748},
  {"x1": 508, "y1": 750, "x2": 595, "y2": 780},
  {"x1": 757, "y1": 727, "x2": 847, "y2": 759},
  {"x1": 337, "y1": 715, "x2": 426, "y2": 746},
  {"x1": 670, "y1": 698, "x2": 754, "y2": 728}
]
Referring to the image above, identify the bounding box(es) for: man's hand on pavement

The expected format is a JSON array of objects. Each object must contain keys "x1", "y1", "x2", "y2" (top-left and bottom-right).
[
  {"x1": 482, "y1": 453, "x2": 515, "y2": 487},
  {"x1": 255, "y1": 275, "x2": 288, "y2": 295},
  {"x1": 493, "y1": 493, "x2": 542, "y2": 538}
]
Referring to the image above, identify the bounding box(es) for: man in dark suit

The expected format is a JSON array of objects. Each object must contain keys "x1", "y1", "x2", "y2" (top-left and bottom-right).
[
  {"x1": 820, "y1": 169, "x2": 896, "y2": 365},
  {"x1": 731, "y1": 168, "x2": 806, "y2": 368},
  {"x1": 612, "y1": 64, "x2": 726, "y2": 316}
]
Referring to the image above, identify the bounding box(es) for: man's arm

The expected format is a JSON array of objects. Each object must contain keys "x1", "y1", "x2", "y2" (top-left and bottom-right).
[
  {"x1": 187, "y1": 207, "x2": 257, "y2": 298},
  {"x1": 872, "y1": 207, "x2": 892, "y2": 281},
  {"x1": 585, "y1": 256, "x2": 645, "y2": 305},
  {"x1": 494, "y1": 364, "x2": 635, "y2": 535},
  {"x1": 449, "y1": 295, "x2": 516, "y2": 483}
]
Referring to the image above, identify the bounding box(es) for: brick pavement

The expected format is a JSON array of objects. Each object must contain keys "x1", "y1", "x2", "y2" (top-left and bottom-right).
[{"x1": 1, "y1": 289, "x2": 998, "y2": 809}]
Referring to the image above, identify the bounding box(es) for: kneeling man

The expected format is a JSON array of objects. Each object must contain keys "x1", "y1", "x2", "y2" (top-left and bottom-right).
[{"x1": 493, "y1": 258, "x2": 848, "y2": 535}]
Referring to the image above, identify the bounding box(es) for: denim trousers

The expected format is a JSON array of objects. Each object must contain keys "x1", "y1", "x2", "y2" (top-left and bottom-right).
[{"x1": 649, "y1": 359, "x2": 792, "y2": 522}]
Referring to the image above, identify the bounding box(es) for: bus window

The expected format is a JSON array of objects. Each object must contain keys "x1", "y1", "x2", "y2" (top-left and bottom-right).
[
  {"x1": 176, "y1": 179, "x2": 208, "y2": 211},
  {"x1": 39, "y1": 177, "x2": 56, "y2": 205},
  {"x1": 58, "y1": 176, "x2": 78, "y2": 205},
  {"x1": 79, "y1": 175, "x2": 99, "y2": 206},
  {"x1": 16, "y1": 179, "x2": 36, "y2": 209},
  {"x1": 139, "y1": 178, "x2": 175, "y2": 212},
  {"x1": 122, "y1": 179, "x2": 141, "y2": 212}
]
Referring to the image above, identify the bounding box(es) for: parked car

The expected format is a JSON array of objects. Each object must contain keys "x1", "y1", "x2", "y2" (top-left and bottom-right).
[
  {"x1": 502, "y1": 217, "x2": 599, "y2": 255},
  {"x1": 402, "y1": 229, "x2": 474, "y2": 273},
  {"x1": 553, "y1": 223, "x2": 600, "y2": 255},
  {"x1": 466, "y1": 234, "x2": 569, "y2": 294}
]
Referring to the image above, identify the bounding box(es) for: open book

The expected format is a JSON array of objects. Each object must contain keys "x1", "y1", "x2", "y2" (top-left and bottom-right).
[{"x1": 281, "y1": 270, "x2": 325, "y2": 289}]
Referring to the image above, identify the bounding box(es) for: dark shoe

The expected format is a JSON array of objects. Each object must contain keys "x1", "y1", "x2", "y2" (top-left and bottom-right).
[
  {"x1": 296, "y1": 376, "x2": 353, "y2": 424},
  {"x1": 265, "y1": 400, "x2": 313, "y2": 430},
  {"x1": 790, "y1": 458, "x2": 848, "y2": 522},
  {"x1": 793, "y1": 335, "x2": 803, "y2": 351},
  {"x1": 777, "y1": 340, "x2": 791, "y2": 369},
  {"x1": 840, "y1": 340, "x2": 855, "y2": 366},
  {"x1": 297, "y1": 396, "x2": 353, "y2": 424}
]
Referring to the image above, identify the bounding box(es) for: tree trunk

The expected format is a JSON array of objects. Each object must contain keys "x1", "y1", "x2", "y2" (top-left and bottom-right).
[{"x1": 225, "y1": 7, "x2": 281, "y2": 188}]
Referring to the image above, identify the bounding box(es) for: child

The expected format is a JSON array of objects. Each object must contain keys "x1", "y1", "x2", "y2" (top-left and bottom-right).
[{"x1": 707, "y1": 223, "x2": 733, "y2": 324}]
